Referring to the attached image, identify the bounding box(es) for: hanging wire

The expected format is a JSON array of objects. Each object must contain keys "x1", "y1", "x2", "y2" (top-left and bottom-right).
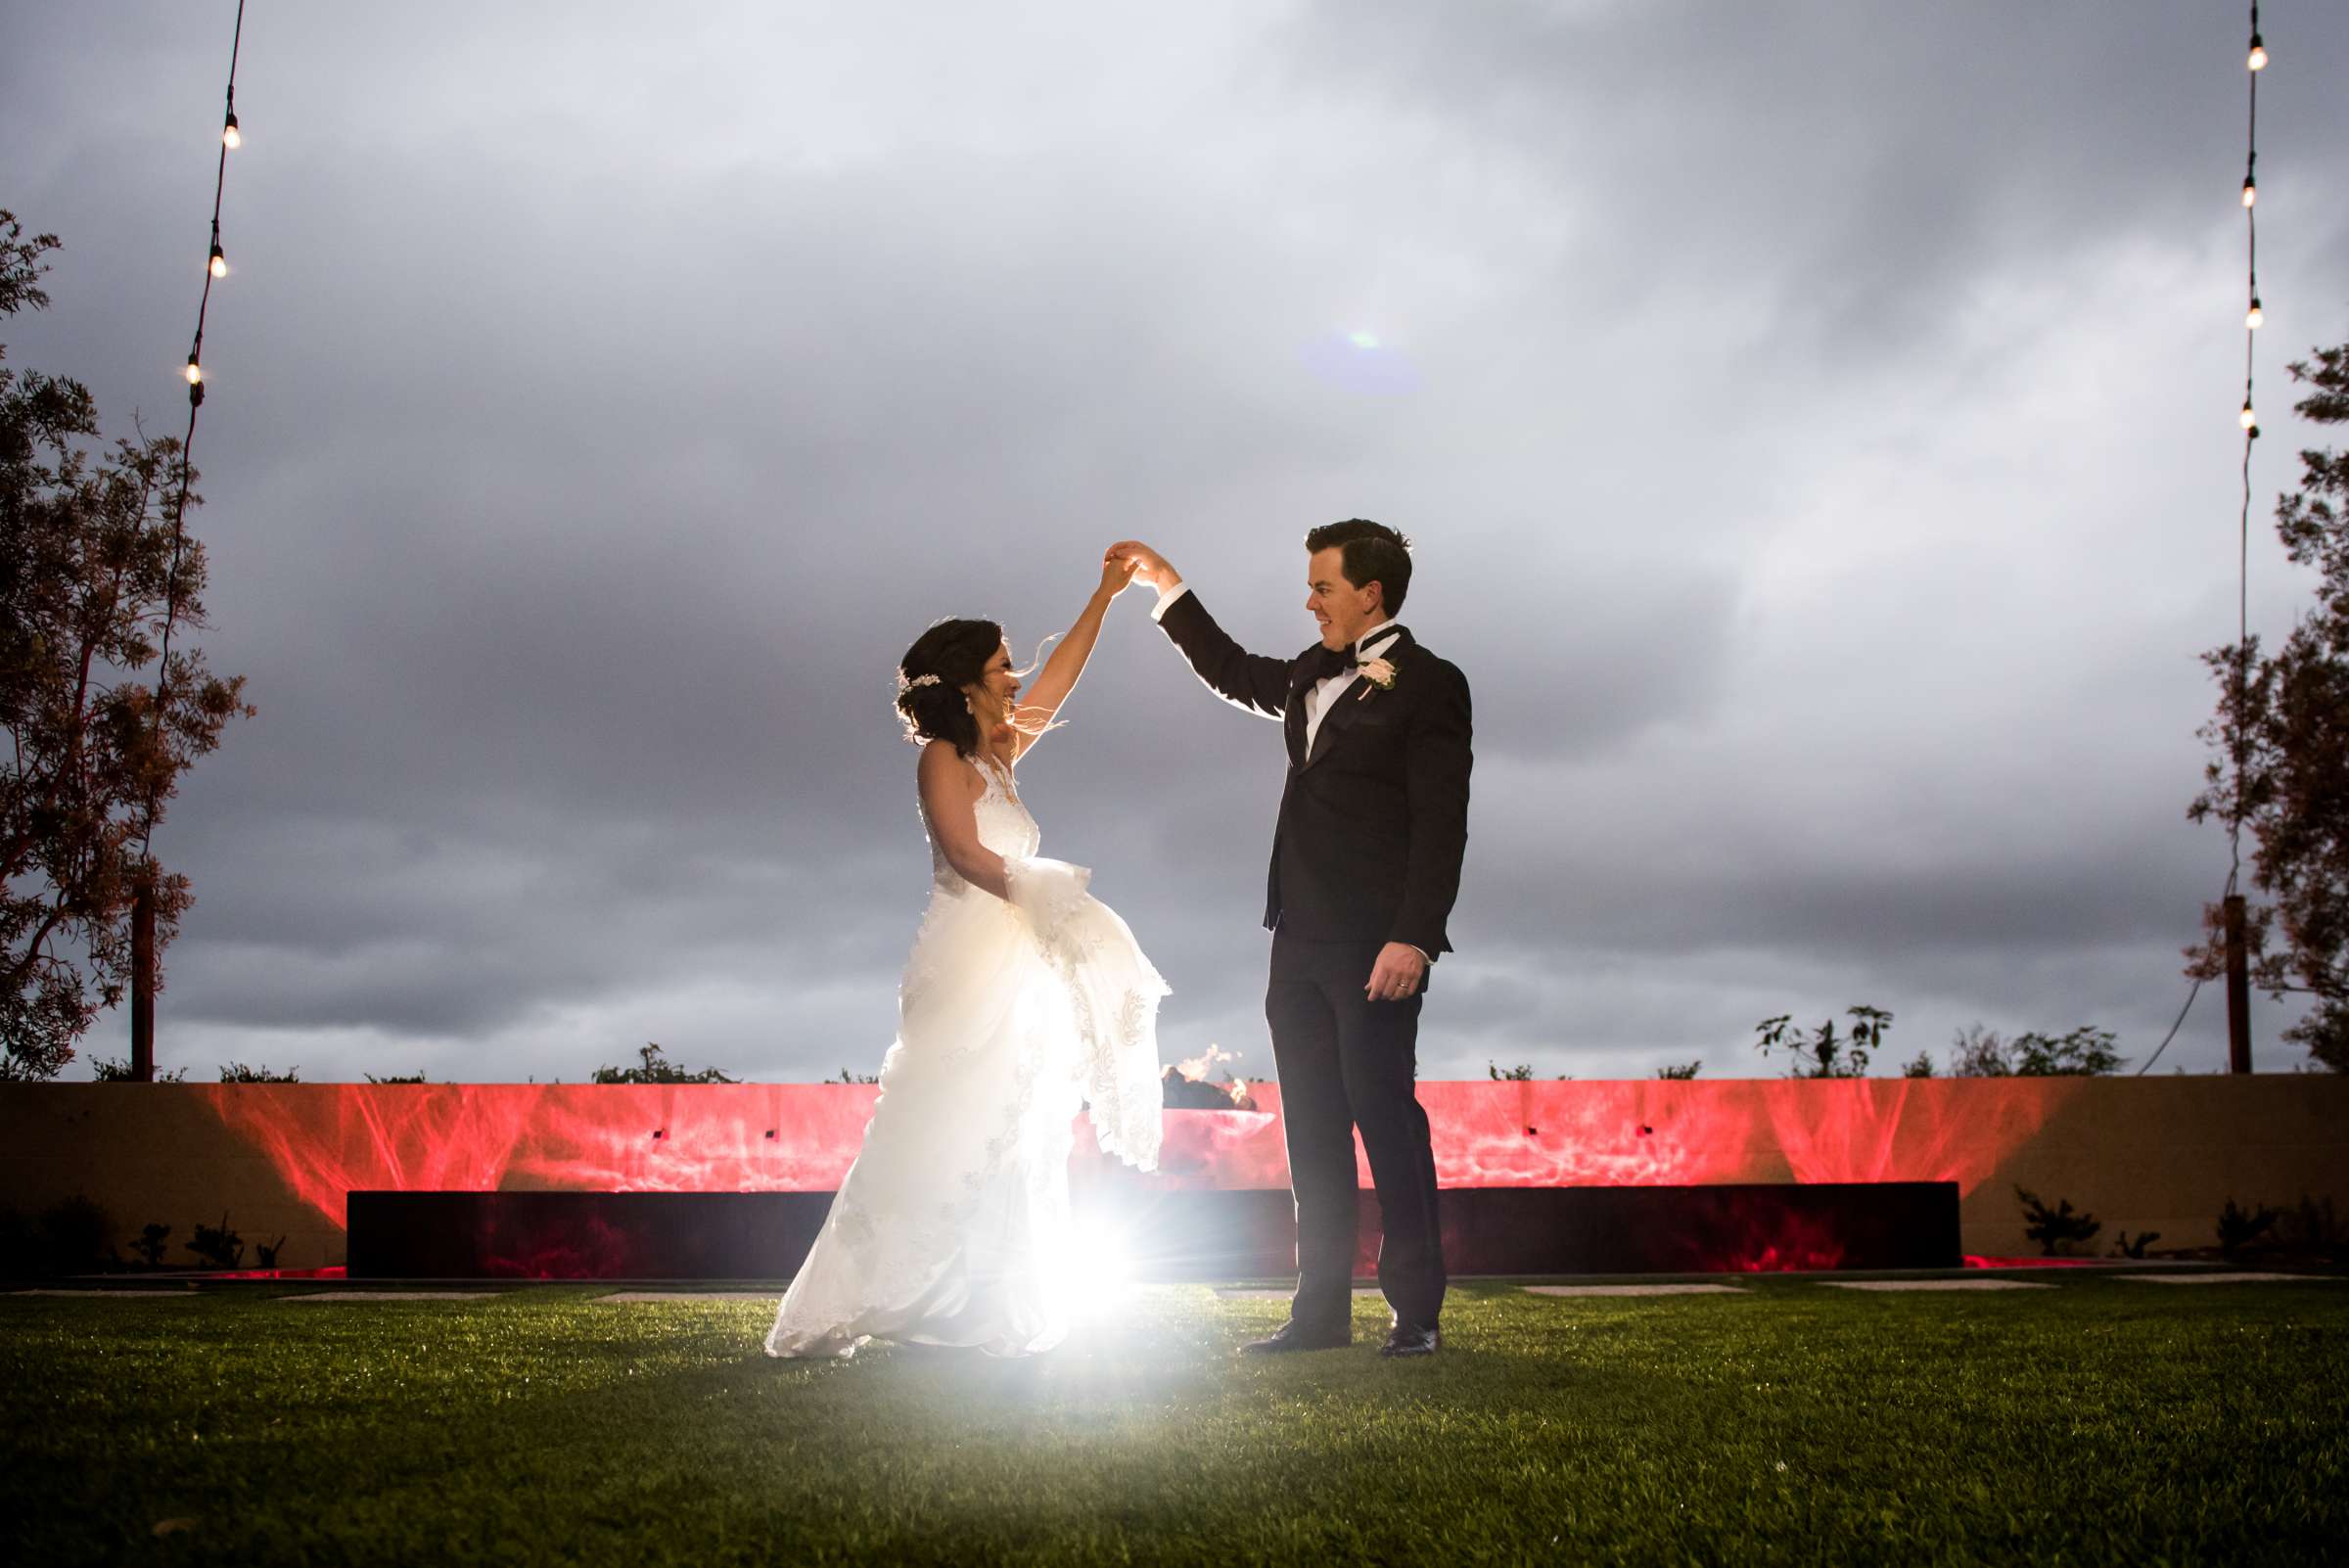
[
  {"x1": 141, "y1": 0, "x2": 247, "y2": 857},
  {"x1": 2150, "y1": 10, "x2": 2269, "y2": 1074},
  {"x1": 2232, "y1": 1, "x2": 2261, "y2": 887}
]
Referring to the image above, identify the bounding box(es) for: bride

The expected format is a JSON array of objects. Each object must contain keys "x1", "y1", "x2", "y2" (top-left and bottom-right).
[{"x1": 766, "y1": 556, "x2": 1166, "y2": 1359}]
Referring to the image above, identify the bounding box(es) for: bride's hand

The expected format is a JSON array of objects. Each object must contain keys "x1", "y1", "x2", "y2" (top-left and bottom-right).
[
  {"x1": 1106, "y1": 540, "x2": 1178, "y2": 593},
  {"x1": 1099, "y1": 552, "x2": 1141, "y2": 597}
]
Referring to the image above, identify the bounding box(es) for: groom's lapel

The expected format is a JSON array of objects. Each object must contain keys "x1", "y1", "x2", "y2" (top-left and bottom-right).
[
  {"x1": 1284, "y1": 658, "x2": 1315, "y2": 768},
  {"x1": 1300, "y1": 628, "x2": 1414, "y2": 774}
]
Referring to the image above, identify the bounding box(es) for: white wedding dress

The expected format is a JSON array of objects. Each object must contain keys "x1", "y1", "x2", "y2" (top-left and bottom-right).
[{"x1": 765, "y1": 756, "x2": 1168, "y2": 1359}]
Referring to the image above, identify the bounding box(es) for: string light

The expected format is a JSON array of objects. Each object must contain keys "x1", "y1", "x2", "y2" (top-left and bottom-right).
[
  {"x1": 2146, "y1": 4, "x2": 2279, "y2": 1079},
  {"x1": 144, "y1": 0, "x2": 246, "y2": 874}
]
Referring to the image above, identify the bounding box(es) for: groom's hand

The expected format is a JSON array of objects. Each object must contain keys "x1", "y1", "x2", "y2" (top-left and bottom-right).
[
  {"x1": 1106, "y1": 540, "x2": 1181, "y2": 595},
  {"x1": 1365, "y1": 942, "x2": 1426, "y2": 1002}
]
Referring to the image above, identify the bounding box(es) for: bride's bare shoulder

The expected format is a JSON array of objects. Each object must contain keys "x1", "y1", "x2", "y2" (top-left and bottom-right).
[{"x1": 916, "y1": 740, "x2": 984, "y2": 795}]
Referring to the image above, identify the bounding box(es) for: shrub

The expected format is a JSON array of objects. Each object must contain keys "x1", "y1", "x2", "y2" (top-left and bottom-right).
[
  {"x1": 129, "y1": 1222, "x2": 172, "y2": 1268},
  {"x1": 37, "y1": 1195, "x2": 111, "y2": 1274},
  {"x1": 0, "y1": 1207, "x2": 29, "y2": 1279},
  {"x1": 187, "y1": 1212, "x2": 245, "y2": 1269},
  {"x1": 2113, "y1": 1229, "x2": 2162, "y2": 1259},
  {"x1": 591, "y1": 1042, "x2": 734, "y2": 1084},
  {"x1": 2278, "y1": 1196, "x2": 2348, "y2": 1265},
  {"x1": 1488, "y1": 1061, "x2": 1533, "y2": 1082},
  {"x1": 1948, "y1": 1024, "x2": 2125, "y2": 1077},
  {"x1": 2217, "y1": 1198, "x2": 2281, "y2": 1259},
  {"x1": 1755, "y1": 1006, "x2": 1892, "y2": 1078},
  {"x1": 2011, "y1": 1028, "x2": 2126, "y2": 1076},
  {"x1": 1655, "y1": 1061, "x2": 1702, "y2": 1081},
  {"x1": 2016, "y1": 1185, "x2": 2102, "y2": 1256},
  {"x1": 88, "y1": 1057, "x2": 189, "y2": 1082},
  {"x1": 219, "y1": 1063, "x2": 298, "y2": 1083},
  {"x1": 363, "y1": 1072, "x2": 428, "y2": 1084}
]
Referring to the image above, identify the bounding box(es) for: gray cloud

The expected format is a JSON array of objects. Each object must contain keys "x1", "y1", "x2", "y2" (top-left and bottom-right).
[{"x1": 6, "y1": 1, "x2": 2344, "y2": 1085}]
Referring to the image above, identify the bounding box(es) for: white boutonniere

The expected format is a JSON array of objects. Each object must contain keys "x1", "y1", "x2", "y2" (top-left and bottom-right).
[{"x1": 1356, "y1": 656, "x2": 1399, "y2": 697}]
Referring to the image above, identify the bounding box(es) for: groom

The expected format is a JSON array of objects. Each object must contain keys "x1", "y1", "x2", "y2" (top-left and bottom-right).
[{"x1": 1109, "y1": 522, "x2": 1471, "y2": 1358}]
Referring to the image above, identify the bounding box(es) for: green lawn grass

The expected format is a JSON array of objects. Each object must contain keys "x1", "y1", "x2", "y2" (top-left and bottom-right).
[{"x1": 5, "y1": 1277, "x2": 2344, "y2": 1566}]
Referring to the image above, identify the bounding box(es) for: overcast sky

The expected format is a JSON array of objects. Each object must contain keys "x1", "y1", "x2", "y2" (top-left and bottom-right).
[{"x1": 9, "y1": 2, "x2": 2347, "y2": 1084}]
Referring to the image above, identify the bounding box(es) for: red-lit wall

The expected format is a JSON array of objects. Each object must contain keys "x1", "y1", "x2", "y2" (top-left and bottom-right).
[
  {"x1": 184, "y1": 1078, "x2": 2077, "y2": 1230},
  {"x1": 4, "y1": 1078, "x2": 2342, "y2": 1269}
]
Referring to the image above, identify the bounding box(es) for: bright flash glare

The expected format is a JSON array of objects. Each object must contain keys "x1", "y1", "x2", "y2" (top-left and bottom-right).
[
  {"x1": 1348, "y1": 331, "x2": 1381, "y2": 349},
  {"x1": 1048, "y1": 1212, "x2": 1138, "y2": 1322}
]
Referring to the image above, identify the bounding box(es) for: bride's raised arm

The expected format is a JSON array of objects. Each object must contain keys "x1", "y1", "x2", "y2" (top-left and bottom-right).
[
  {"x1": 1010, "y1": 555, "x2": 1139, "y2": 761},
  {"x1": 917, "y1": 741, "x2": 1012, "y2": 899}
]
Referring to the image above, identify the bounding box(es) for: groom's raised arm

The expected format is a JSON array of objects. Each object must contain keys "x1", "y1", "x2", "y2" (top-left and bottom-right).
[{"x1": 1154, "y1": 588, "x2": 1294, "y2": 720}]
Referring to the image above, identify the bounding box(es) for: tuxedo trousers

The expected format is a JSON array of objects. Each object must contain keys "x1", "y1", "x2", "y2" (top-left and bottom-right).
[{"x1": 1265, "y1": 926, "x2": 1447, "y2": 1331}]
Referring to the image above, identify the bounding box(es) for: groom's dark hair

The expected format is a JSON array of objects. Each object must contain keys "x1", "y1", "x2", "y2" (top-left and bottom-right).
[{"x1": 1305, "y1": 519, "x2": 1413, "y2": 617}]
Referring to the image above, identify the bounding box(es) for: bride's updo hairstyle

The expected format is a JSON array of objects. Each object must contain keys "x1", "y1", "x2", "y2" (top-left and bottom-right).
[{"x1": 896, "y1": 617, "x2": 1004, "y2": 758}]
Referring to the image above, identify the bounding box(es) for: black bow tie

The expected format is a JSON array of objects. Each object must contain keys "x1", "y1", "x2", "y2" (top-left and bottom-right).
[{"x1": 1304, "y1": 631, "x2": 1401, "y2": 684}]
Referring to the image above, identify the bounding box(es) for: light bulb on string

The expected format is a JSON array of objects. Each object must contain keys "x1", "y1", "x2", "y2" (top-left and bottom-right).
[
  {"x1": 2248, "y1": 34, "x2": 2268, "y2": 71},
  {"x1": 2241, "y1": 176, "x2": 2257, "y2": 208},
  {"x1": 183, "y1": 353, "x2": 204, "y2": 387},
  {"x1": 222, "y1": 112, "x2": 241, "y2": 150},
  {"x1": 2240, "y1": 400, "x2": 2258, "y2": 433},
  {"x1": 207, "y1": 242, "x2": 227, "y2": 279},
  {"x1": 2246, "y1": 296, "x2": 2263, "y2": 330}
]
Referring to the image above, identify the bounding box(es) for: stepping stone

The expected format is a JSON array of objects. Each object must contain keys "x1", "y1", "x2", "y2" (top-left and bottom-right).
[
  {"x1": 280, "y1": 1291, "x2": 499, "y2": 1302},
  {"x1": 1824, "y1": 1279, "x2": 2054, "y2": 1291},
  {"x1": 1214, "y1": 1287, "x2": 1385, "y2": 1299},
  {"x1": 8, "y1": 1289, "x2": 194, "y2": 1297},
  {"x1": 2124, "y1": 1271, "x2": 2329, "y2": 1284},
  {"x1": 596, "y1": 1291, "x2": 781, "y2": 1302},
  {"x1": 1523, "y1": 1283, "x2": 1748, "y2": 1297}
]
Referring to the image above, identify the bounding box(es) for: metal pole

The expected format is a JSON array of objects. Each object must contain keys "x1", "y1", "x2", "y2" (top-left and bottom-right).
[
  {"x1": 2223, "y1": 894, "x2": 2253, "y2": 1074},
  {"x1": 130, "y1": 883, "x2": 155, "y2": 1082}
]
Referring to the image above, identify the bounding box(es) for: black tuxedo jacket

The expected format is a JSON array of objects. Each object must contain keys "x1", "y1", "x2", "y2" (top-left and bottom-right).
[{"x1": 1159, "y1": 591, "x2": 1472, "y2": 958}]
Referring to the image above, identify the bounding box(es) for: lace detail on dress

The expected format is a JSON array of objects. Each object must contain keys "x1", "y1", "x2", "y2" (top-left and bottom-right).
[
  {"x1": 1005, "y1": 855, "x2": 1169, "y2": 1173},
  {"x1": 765, "y1": 754, "x2": 1163, "y2": 1360}
]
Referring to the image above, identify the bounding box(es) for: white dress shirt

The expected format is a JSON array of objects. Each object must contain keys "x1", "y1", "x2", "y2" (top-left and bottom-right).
[{"x1": 1152, "y1": 583, "x2": 1425, "y2": 964}]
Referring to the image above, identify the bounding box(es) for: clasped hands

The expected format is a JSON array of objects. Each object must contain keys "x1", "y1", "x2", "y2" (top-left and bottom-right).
[{"x1": 1101, "y1": 539, "x2": 1425, "y2": 1004}]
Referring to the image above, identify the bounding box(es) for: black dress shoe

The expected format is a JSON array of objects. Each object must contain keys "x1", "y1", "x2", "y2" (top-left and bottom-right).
[
  {"x1": 1379, "y1": 1322, "x2": 1440, "y2": 1358},
  {"x1": 1239, "y1": 1320, "x2": 1353, "y2": 1355}
]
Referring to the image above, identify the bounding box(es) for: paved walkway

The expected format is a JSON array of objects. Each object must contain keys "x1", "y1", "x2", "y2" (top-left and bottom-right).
[{"x1": 13, "y1": 1271, "x2": 2338, "y2": 1304}]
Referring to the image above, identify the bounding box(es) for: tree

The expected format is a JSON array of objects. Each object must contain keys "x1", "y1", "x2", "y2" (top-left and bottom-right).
[
  {"x1": 1944, "y1": 1024, "x2": 2123, "y2": 1077},
  {"x1": 1753, "y1": 1005, "x2": 1892, "y2": 1078},
  {"x1": 1, "y1": 213, "x2": 253, "y2": 1080},
  {"x1": 591, "y1": 1042, "x2": 736, "y2": 1084},
  {"x1": 2188, "y1": 341, "x2": 2349, "y2": 1071}
]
